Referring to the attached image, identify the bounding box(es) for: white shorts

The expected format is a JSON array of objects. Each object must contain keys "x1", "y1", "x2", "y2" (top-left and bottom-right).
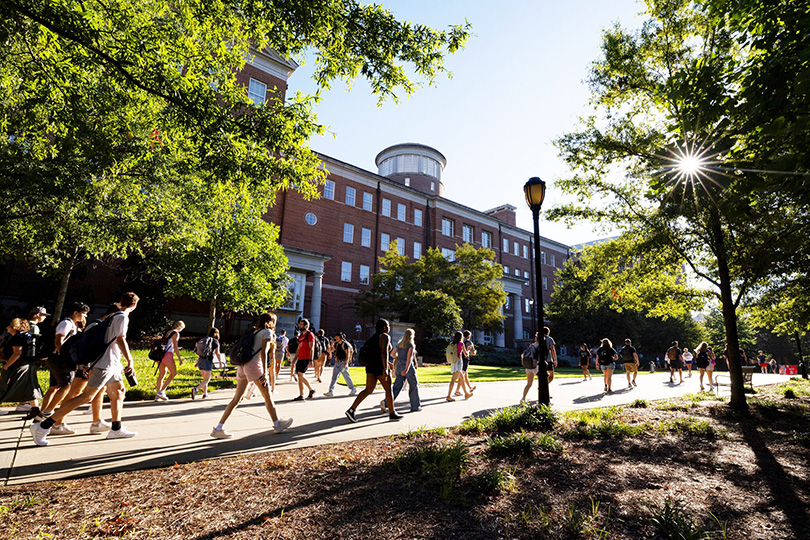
[{"x1": 450, "y1": 359, "x2": 463, "y2": 374}]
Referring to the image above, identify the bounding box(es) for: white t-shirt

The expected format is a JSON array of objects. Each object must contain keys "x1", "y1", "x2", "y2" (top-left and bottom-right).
[
  {"x1": 252, "y1": 328, "x2": 274, "y2": 361},
  {"x1": 55, "y1": 318, "x2": 77, "y2": 339},
  {"x1": 95, "y1": 313, "x2": 128, "y2": 371},
  {"x1": 683, "y1": 351, "x2": 693, "y2": 362}
]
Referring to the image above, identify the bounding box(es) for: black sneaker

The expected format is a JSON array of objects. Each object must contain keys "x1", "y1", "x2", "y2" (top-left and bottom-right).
[
  {"x1": 389, "y1": 412, "x2": 403, "y2": 421},
  {"x1": 345, "y1": 408, "x2": 357, "y2": 423},
  {"x1": 292, "y1": 395, "x2": 304, "y2": 401},
  {"x1": 306, "y1": 390, "x2": 315, "y2": 400}
]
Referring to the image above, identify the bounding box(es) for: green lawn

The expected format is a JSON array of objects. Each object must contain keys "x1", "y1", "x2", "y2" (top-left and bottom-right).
[{"x1": 342, "y1": 364, "x2": 611, "y2": 385}]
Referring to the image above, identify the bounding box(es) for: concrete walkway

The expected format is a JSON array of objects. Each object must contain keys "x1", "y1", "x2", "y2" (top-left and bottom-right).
[{"x1": 0, "y1": 370, "x2": 793, "y2": 486}]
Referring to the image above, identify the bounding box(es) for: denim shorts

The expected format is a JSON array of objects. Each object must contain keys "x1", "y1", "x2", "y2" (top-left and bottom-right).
[{"x1": 600, "y1": 363, "x2": 616, "y2": 371}]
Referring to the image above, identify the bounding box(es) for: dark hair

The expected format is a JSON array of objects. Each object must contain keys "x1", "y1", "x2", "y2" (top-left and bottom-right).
[
  {"x1": 625, "y1": 338, "x2": 631, "y2": 344},
  {"x1": 120, "y1": 292, "x2": 139, "y2": 308},
  {"x1": 452, "y1": 331, "x2": 463, "y2": 345},
  {"x1": 299, "y1": 318, "x2": 310, "y2": 329},
  {"x1": 69, "y1": 301, "x2": 90, "y2": 315},
  {"x1": 672, "y1": 341, "x2": 678, "y2": 346},
  {"x1": 543, "y1": 326, "x2": 550, "y2": 336},
  {"x1": 463, "y1": 330, "x2": 471, "y2": 338},
  {"x1": 208, "y1": 327, "x2": 221, "y2": 340},
  {"x1": 257, "y1": 312, "x2": 275, "y2": 329},
  {"x1": 375, "y1": 319, "x2": 389, "y2": 333},
  {"x1": 105, "y1": 303, "x2": 121, "y2": 316},
  {"x1": 335, "y1": 332, "x2": 346, "y2": 340},
  {"x1": 318, "y1": 329, "x2": 325, "y2": 336}
]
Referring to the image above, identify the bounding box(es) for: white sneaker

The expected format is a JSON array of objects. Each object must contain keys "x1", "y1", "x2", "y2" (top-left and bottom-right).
[
  {"x1": 90, "y1": 420, "x2": 111, "y2": 434},
  {"x1": 323, "y1": 391, "x2": 334, "y2": 397},
  {"x1": 106, "y1": 427, "x2": 137, "y2": 439},
  {"x1": 349, "y1": 388, "x2": 357, "y2": 396},
  {"x1": 210, "y1": 428, "x2": 233, "y2": 439},
  {"x1": 155, "y1": 393, "x2": 168, "y2": 402},
  {"x1": 15, "y1": 403, "x2": 32, "y2": 412},
  {"x1": 50, "y1": 423, "x2": 75, "y2": 435},
  {"x1": 274, "y1": 418, "x2": 293, "y2": 434},
  {"x1": 30, "y1": 423, "x2": 50, "y2": 446}
]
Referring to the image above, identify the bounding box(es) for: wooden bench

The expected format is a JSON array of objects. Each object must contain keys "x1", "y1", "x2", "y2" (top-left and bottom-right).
[{"x1": 714, "y1": 365, "x2": 756, "y2": 392}]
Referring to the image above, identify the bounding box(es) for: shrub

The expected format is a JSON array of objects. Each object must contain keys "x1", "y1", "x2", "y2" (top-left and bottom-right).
[
  {"x1": 392, "y1": 439, "x2": 469, "y2": 500},
  {"x1": 648, "y1": 497, "x2": 716, "y2": 540},
  {"x1": 630, "y1": 399, "x2": 649, "y2": 408},
  {"x1": 467, "y1": 468, "x2": 517, "y2": 495},
  {"x1": 459, "y1": 403, "x2": 558, "y2": 435}
]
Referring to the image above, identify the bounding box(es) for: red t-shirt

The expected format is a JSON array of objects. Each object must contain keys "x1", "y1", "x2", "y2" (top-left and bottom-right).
[{"x1": 297, "y1": 331, "x2": 315, "y2": 360}]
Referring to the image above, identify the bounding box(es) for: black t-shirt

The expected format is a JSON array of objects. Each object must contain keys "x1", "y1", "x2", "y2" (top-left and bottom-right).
[
  {"x1": 335, "y1": 341, "x2": 350, "y2": 361},
  {"x1": 579, "y1": 349, "x2": 590, "y2": 363},
  {"x1": 621, "y1": 345, "x2": 636, "y2": 362},
  {"x1": 597, "y1": 346, "x2": 616, "y2": 365},
  {"x1": 2, "y1": 332, "x2": 27, "y2": 361}
]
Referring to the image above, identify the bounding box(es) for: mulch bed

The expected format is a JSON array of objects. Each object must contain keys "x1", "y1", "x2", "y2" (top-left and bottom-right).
[{"x1": 2, "y1": 383, "x2": 809, "y2": 539}]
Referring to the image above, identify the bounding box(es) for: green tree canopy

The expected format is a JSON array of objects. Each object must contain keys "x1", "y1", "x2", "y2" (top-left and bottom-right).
[
  {"x1": 549, "y1": 0, "x2": 808, "y2": 407},
  {"x1": 358, "y1": 243, "x2": 506, "y2": 336}
]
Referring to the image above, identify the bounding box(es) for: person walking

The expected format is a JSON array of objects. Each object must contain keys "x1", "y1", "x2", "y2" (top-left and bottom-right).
[
  {"x1": 682, "y1": 347, "x2": 694, "y2": 377},
  {"x1": 293, "y1": 319, "x2": 316, "y2": 401},
  {"x1": 0, "y1": 319, "x2": 43, "y2": 416},
  {"x1": 454, "y1": 330, "x2": 477, "y2": 396},
  {"x1": 31, "y1": 292, "x2": 140, "y2": 446},
  {"x1": 621, "y1": 338, "x2": 640, "y2": 388},
  {"x1": 521, "y1": 332, "x2": 542, "y2": 402},
  {"x1": 324, "y1": 333, "x2": 357, "y2": 397},
  {"x1": 694, "y1": 342, "x2": 714, "y2": 391},
  {"x1": 757, "y1": 350, "x2": 768, "y2": 373},
  {"x1": 344, "y1": 319, "x2": 402, "y2": 422},
  {"x1": 210, "y1": 313, "x2": 292, "y2": 439},
  {"x1": 314, "y1": 329, "x2": 329, "y2": 383},
  {"x1": 192, "y1": 328, "x2": 223, "y2": 400},
  {"x1": 155, "y1": 321, "x2": 184, "y2": 401},
  {"x1": 17, "y1": 307, "x2": 48, "y2": 417},
  {"x1": 287, "y1": 330, "x2": 300, "y2": 382},
  {"x1": 445, "y1": 331, "x2": 469, "y2": 402},
  {"x1": 666, "y1": 341, "x2": 684, "y2": 384},
  {"x1": 542, "y1": 327, "x2": 558, "y2": 385},
  {"x1": 380, "y1": 328, "x2": 421, "y2": 412},
  {"x1": 597, "y1": 338, "x2": 618, "y2": 394},
  {"x1": 273, "y1": 329, "x2": 289, "y2": 389},
  {"x1": 578, "y1": 343, "x2": 592, "y2": 380}
]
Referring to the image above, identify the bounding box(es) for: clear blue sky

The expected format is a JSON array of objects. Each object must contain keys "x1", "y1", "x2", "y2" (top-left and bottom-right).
[{"x1": 290, "y1": 0, "x2": 644, "y2": 246}]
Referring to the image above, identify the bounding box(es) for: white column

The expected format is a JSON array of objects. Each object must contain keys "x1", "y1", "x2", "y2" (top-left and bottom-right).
[
  {"x1": 310, "y1": 272, "x2": 323, "y2": 330},
  {"x1": 513, "y1": 293, "x2": 523, "y2": 346},
  {"x1": 474, "y1": 330, "x2": 485, "y2": 344},
  {"x1": 495, "y1": 303, "x2": 505, "y2": 347}
]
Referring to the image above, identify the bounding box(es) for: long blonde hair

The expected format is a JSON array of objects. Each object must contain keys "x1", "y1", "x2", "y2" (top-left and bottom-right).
[{"x1": 398, "y1": 328, "x2": 416, "y2": 354}]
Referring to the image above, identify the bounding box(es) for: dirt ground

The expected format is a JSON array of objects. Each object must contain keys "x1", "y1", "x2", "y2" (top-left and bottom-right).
[{"x1": 2, "y1": 380, "x2": 809, "y2": 540}]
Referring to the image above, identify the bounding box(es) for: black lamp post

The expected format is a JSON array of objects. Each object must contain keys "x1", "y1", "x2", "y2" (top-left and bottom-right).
[{"x1": 524, "y1": 177, "x2": 549, "y2": 406}]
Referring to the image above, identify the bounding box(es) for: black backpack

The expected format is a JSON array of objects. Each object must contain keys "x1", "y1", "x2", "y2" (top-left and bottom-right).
[
  {"x1": 521, "y1": 343, "x2": 539, "y2": 369},
  {"x1": 357, "y1": 335, "x2": 378, "y2": 367},
  {"x1": 304, "y1": 331, "x2": 323, "y2": 359},
  {"x1": 64, "y1": 315, "x2": 121, "y2": 369},
  {"x1": 230, "y1": 330, "x2": 261, "y2": 366},
  {"x1": 288, "y1": 335, "x2": 299, "y2": 354},
  {"x1": 598, "y1": 347, "x2": 613, "y2": 365}
]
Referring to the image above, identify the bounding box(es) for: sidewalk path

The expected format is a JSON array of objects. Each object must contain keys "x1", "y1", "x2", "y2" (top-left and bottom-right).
[{"x1": 0, "y1": 371, "x2": 793, "y2": 485}]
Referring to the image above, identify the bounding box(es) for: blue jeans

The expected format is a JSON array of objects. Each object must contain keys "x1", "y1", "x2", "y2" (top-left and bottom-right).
[
  {"x1": 328, "y1": 361, "x2": 355, "y2": 392},
  {"x1": 391, "y1": 359, "x2": 420, "y2": 411}
]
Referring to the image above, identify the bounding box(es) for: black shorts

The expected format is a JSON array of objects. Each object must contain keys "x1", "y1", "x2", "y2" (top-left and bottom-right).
[
  {"x1": 365, "y1": 361, "x2": 387, "y2": 378},
  {"x1": 669, "y1": 359, "x2": 683, "y2": 370},
  {"x1": 545, "y1": 361, "x2": 555, "y2": 372},
  {"x1": 462, "y1": 356, "x2": 470, "y2": 371},
  {"x1": 295, "y1": 359, "x2": 310, "y2": 374},
  {"x1": 46, "y1": 356, "x2": 74, "y2": 388},
  {"x1": 579, "y1": 359, "x2": 589, "y2": 367}
]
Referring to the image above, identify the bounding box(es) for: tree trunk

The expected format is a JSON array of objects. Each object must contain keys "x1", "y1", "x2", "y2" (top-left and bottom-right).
[
  {"x1": 208, "y1": 295, "x2": 218, "y2": 333},
  {"x1": 710, "y1": 214, "x2": 747, "y2": 409},
  {"x1": 52, "y1": 248, "x2": 79, "y2": 324}
]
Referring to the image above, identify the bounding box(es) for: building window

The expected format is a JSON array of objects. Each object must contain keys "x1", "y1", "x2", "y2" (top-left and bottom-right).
[
  {"x1": 524, "y1": 271, "x2": 529, "y2": 279},
  {"x1": 404, "y1": 178, "x2": 410, "y2": 187},
  {"x1": 397, "y1": 238, "x2": 405, "y2": 255},
  {"x1": 381, "y1": 233, "x2": 390, "y2": 252},
  {"x1": 515, "y1": 268, "x2": 520, "y2": 276},
  {"x1": 503, "y1": 238, "x2": 509, "y2": 252},
  {"x1": 551, "y1": 254, "x2": 556, "y2": 267},
  {"x1": 414, "y1": 242, "x2": 422, "y2": 259},
  {"x1": 462, "y1": 225, "x2": 474, "y2": 244},
  {"x1": 341, "y1": 261, "x2": 352, "y2": 282},
  {"x1": 543, "y1": 276, "x2": 548, "y2": 290},
  {"x1": 430, "y1": 181, "x2": 435, "y2": 191},
  {"x1": 359, "y1": 265, "x2": 370, "y2": 285},
  {"x1": 504, "y1": 296, "x2": 511, "y2": 310},
  {"x1": 363, "y1": 192, "x2": 373, "y2": 211},
  {"x1": 282, "y1": 272, "x2": 306, "y2": 311},
  {"x1": 482, "y1": 231, "x2": 492, "y2": 248},
  {"x1": 442, "y1": 218, "x2": 454, "y2": 237},
  {"x1": 381, "y1": 198, "x2": 391, "y2": 217},
  {"x1": 345, "y1": 186, "x2": 356, "y2": 206},
  {"x1": 513, "y1": 241, "x2": 519, "y2": 256},
  {"x1": 414, "y1": 208, "x2": 423, "y2": 227},
  {"x1": 248, "y1": 78, "x2": 267, "y2": 105},
  {"x1": 361, "y1": 228, "x2": 371, "y2": 248},
  {"x1": 525, "y1": 298, "x2": 531, "y2": 313},
  {"x1": 504, "y1": 265, "x2": 510, "y2": 275},
  {"x1": 323, "y1": 180, "x2": 335, "y2": 200},
  {"x1": 523, "y1": 245, "x2": 529, "y2": 259},
  {"x1": 441, "y1": 248, "x2": 455, "y2": 261},
  {"x1": 397, "y1": 203, "x2": 406, "y2": 221},
  {"x1": 483, "y1": 331, "x2": 492, "y2": 345},
  {"x1": 343, "y1": 223, "x2": 354, "y2": 244},
  {"x1": 305, "y1": 213, "x2": 317, "y2": 226},
  {"x1": 541, "y1": 251, "x2": 546, "y2": 264}
]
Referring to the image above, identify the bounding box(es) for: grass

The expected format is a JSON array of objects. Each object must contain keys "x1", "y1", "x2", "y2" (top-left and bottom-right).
[
  {"x1": 562, "y1": 407, "x2": 647, "y2": 440},
  {"x1": 648, "y1": 497, "x2": 727, "y2": 540},
  {"x1": 658, "y1": 417, "x2": 725, "y2": 439},
  {"x1": 458, "y1": 403, "x2": 558, "y2": 435},
  {"x1": 392, "y1": 439, "x2": 469, "y2": 500},
  {"x1": 487, "y1": 431, "x2": 563, "y2": 456},
  {"x1": 393, "y1": 425, "x2": 448, "y2": 439},
  {"x1": 466, "y1": 468, "x2": 517, "y2": 494}
]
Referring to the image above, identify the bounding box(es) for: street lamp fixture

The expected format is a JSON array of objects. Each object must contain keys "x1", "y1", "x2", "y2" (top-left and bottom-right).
[{"x1": 523, "y1": 177, "x2": 549, "y2": 406}]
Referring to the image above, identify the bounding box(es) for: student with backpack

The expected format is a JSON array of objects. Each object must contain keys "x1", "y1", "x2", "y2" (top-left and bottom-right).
[
  {"x1": 578, "y1": 343, "x2": 592, "y2": 380},
  {"x1": 345, "y1": 318, "x2": 402, "y2": 422},
  {"x1": 287, "y1": 330, "x2": 300, "y2": 382},
  {"x1": 14, "y1": 307, "x2": 49, "y2": 417},
  {"x1": 0, "y1": 318, "x2": 42, "y2": 415},
  {"x1": 292, "y1": 319, "x2": 317, "y2": 401},
  {"x1": 210, "y1": 312, "x2": 292, "y2": 439},
  {"x1": 273, "y1": 329, "x2": 289, "y2": 391},
  {"x1": 666, "y1": 341, "x2": 684, "y2": 384},
  {"x1": 445, "y1": 331, "x2": 469, "y2": 402},
  {"x1": 314, "y1": 329, "x2": 329, "y2": 383},
  {"x1": 597, "y1": 338, "x2": 618, "y2": 394},
  {"x1": 621, "y1": 338, "x2": 640, "y2": 388},
  {"x1": 521, "y1": 332, "x2": 542, "y2": 402},
  {"x1": 192, "y1": 328, "x2": 222, "y2": 400},
  {"x1": 39, "y1": 301, "x2": 90, "y2": 434},
  {"x1": 154, "y1": 321, "x2": 185, "y2": 401},
  {"x1": 694, "y1": 341, "x2": 714, "y2": 391},
  {"x1": 31, "y1": 292, "x2": 140, "y2": 446},
  {"x1": 324, "y1": 333, "x2": 357, "y2": 397}
]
